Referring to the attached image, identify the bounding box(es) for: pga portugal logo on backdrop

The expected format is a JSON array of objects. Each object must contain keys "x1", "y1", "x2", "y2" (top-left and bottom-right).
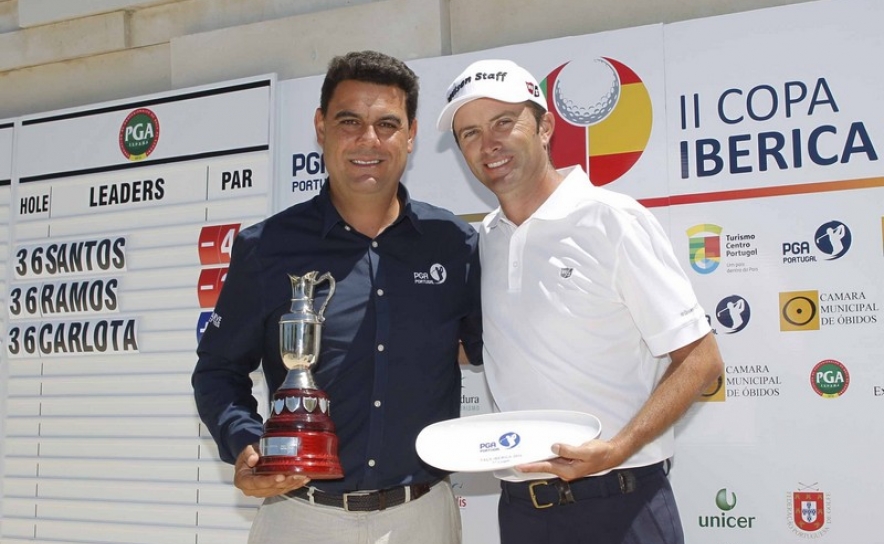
[{"x1": 119, "y1": 108, "x2": 160, "y2": 161}]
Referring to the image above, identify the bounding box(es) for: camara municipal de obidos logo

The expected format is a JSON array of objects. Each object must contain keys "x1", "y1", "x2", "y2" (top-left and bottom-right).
[
  {"x1": 119, "y1": 108, "x2": 160, "y2": 161},
  {"x1": 541, "y1": 57, "x2": 651, "y2": 186},
  {"x1": 779, "y1": 289, "x2": 879, "y2": 331}
]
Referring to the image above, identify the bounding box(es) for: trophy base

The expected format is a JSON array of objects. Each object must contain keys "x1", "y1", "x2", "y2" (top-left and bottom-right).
[
  {"x1": 254, "y1": 431, "x2": 344, "y2": 479},
  {"x1": 253, "y1": 458, "x2": 344, "y2": 479}
]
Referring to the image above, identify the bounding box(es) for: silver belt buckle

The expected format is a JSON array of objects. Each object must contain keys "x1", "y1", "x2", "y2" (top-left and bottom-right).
[{"x1": 342, "y1": 491, "x2": 369, "y2": 512}]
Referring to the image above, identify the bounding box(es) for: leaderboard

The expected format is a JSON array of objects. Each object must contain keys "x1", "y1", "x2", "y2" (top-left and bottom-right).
[
  {"x1": 8, "y1": 235, "x2": 132, "y2": 356},
  {"x1": 1, "y1": 77, "x2": 274, "y2": 544}
]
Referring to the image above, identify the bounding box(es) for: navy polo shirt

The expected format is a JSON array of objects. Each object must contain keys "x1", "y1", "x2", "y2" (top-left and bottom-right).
[{"x1": 193, "y1": 182, "x2": 482, "y2": 493}]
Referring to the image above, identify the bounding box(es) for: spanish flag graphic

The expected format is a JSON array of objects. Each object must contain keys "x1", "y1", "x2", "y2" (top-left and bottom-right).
[{"x1": 542, "y1": 57, "x2": 652, "y2": 186}]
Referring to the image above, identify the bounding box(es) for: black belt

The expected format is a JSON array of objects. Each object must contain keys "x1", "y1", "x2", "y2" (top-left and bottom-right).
[
  {"x1": 290, "y1": 481, "x2": 435, "y2": 512},
  {"x1": 501, "y1": 461, "x2": 665, "y2": 509}
]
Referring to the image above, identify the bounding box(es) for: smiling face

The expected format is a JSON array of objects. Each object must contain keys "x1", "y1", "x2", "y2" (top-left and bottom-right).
[
  {"x1": 315, "y1": 79, "x2": 416, "y2": 201},
  {"x1": 452, "y1": 98, "x2": 553, "y2": 203}
]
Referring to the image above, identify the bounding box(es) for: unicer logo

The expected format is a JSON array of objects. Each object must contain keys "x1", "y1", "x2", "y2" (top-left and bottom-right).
[
  {"x1": 698, "y1": 488, "x2": 756, "y2": 530},
  {"x1": 716, "y1": 488, "x2": 737, "y2": 511}
]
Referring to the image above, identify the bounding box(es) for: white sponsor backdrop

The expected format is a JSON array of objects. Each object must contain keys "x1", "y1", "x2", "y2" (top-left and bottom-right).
[
  {"x1": 2, "y1": 0, "x2": 883, "y2": 542},
  {"x1": 665, "y1": 1, "x2": 883, "y2": 541}
]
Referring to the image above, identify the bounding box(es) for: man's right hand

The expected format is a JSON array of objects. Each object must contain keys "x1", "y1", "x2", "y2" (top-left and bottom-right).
[{"x1": 233, "y1": 444, "x2": 311, "y2": 498}]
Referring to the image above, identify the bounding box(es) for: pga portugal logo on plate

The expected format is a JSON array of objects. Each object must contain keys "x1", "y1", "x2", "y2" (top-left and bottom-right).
[
  {"x1": 478, "y1": 432, "x2": 521, "y2": 452},
  {"x1": 119, "y1": 108, "x2": 160, "y2": 161}
]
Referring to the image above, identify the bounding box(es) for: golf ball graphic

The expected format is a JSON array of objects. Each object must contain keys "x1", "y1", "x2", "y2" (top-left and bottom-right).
[
  {"x1": 553, "y1": 58, "x2": 620, "y2": 127},
  {"x1": 543, "y1": 56, "x2": 653, "y2": 185}
]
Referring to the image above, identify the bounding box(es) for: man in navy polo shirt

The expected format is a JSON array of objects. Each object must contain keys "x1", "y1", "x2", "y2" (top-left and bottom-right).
[{"x1": 193, "y1": 50, "x2": 482, "y2": 544}]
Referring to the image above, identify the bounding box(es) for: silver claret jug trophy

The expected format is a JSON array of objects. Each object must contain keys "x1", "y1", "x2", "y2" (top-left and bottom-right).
[{"x1": 254, "y1": 271, "x2": 343, "y2": 478}]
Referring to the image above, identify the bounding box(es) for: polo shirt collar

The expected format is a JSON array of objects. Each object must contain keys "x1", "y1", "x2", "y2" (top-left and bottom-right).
[
  {"x1": 484, "y1": 164, "x2": 587, "y2": 229},
  {"x1": 484, "y1": 207, "x2": 504, "y2": 230},
  {"x1": 530, "y1": 165, "x2": 586, "y2": 221},
  {"x1": 317, "y1": 179, "x2": 420, "y2": 237}
]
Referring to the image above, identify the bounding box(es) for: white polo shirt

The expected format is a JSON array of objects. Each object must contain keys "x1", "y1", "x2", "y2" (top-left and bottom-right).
[{"x1": 480, "y1": 166, "x2": 710, "y2": 477}]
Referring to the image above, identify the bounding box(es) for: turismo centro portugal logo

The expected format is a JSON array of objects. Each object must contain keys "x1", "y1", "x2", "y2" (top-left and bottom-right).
[
  {"x1": 119, "y1": 108, "x2": 160, "y2": 161},
  {"x1": 542, "y1": 57, "x2": 652, "y2": 186},
  {"x1": 687, "y1": 224, "x2": 722, "y2": 274}
]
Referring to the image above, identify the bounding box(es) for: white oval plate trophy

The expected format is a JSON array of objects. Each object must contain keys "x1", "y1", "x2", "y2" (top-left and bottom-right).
[{"x1": 415, "y1": 410, "x2": 602, "y2": 473}]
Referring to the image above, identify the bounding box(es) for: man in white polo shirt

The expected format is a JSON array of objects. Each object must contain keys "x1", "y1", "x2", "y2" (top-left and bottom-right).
[{"x1": 437, "y1": 59, "x2": 724, "y2": 544}]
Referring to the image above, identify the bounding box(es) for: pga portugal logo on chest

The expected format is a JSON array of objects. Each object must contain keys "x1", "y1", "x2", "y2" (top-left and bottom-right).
[{"x1": 414, "y1": 263, "x2": 447, "y2": 285}]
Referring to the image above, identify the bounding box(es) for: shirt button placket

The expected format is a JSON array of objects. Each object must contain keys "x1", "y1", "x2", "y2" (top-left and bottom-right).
[{"x1": 366, "y1": 236, "x2": 387, "y2": 486}]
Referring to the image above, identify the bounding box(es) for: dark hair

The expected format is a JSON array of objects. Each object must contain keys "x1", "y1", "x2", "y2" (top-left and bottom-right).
[
  {"x1": 320, "y1": 50, "x2": 419, "y2": 125},
  {"x1": 525, "y1": 101, "x2": 547, "y2": 127}
]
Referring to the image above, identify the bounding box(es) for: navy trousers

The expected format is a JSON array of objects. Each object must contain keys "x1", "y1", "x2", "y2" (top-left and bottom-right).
[{"x1": 498, "y1": 462, "x2": 684, "y2": 544}]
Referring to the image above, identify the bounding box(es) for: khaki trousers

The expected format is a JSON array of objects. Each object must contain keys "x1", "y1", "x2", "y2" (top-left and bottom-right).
[{"x1": 248, "y1": 481, "x2": 462, "y2": 544}]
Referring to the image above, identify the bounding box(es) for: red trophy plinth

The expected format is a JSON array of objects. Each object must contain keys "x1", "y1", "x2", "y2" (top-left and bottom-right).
[{"x1": 254, "y1": 271, "x2": 343, "y2": 479}]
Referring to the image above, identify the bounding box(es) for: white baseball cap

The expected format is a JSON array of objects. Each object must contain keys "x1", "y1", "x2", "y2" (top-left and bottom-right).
[{"x1": 436, "y1": 59, "x2": 548, "y2": 131}]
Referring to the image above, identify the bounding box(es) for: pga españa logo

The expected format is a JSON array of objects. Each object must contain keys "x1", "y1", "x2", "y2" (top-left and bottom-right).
[
  {"x1": 542, "y1": 57, "x2": 652, "y2": 186},
  {"x1": 119, "y1": 108, "x2": 160, "y2": 161}
]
